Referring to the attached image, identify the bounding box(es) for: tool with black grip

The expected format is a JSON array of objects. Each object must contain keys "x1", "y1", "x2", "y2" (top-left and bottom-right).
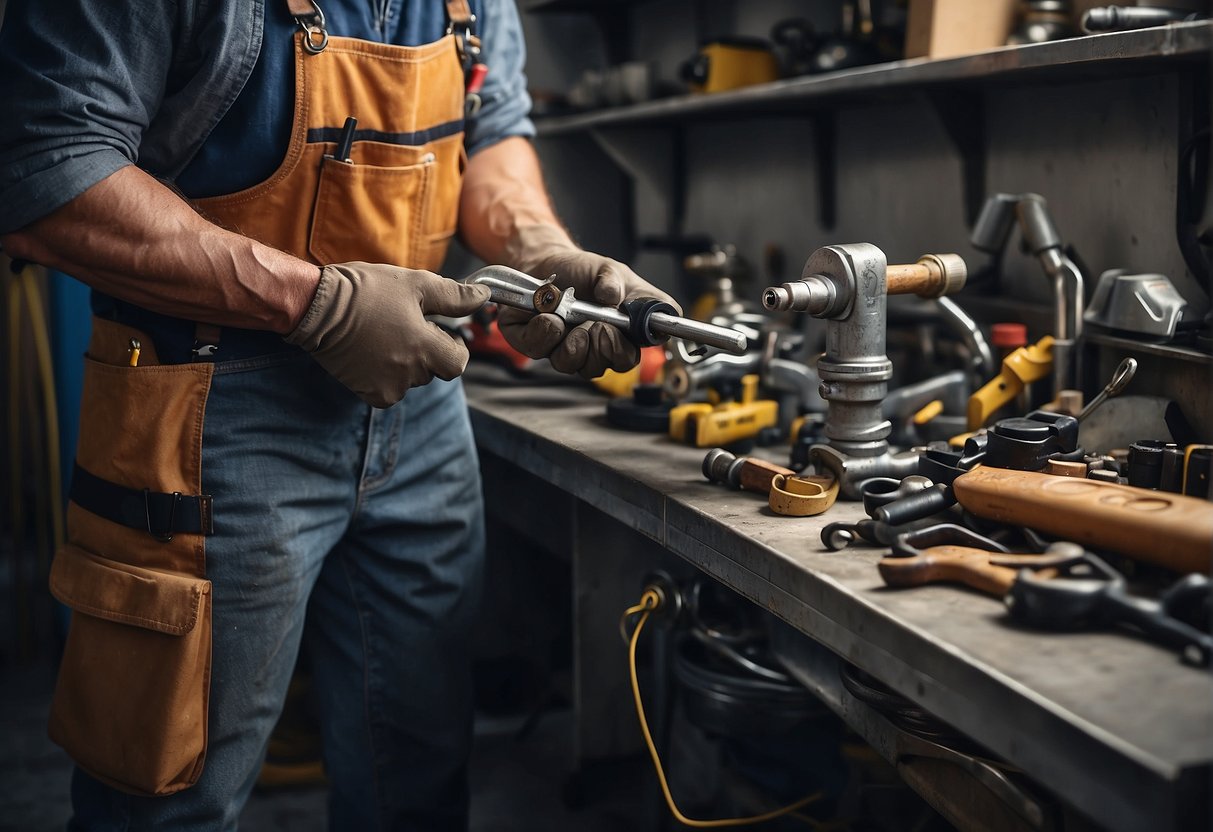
[
  {"x1": 1006, "y1": 551, "x2": 1213, "y2": 667},
  {"x1": 465, "y1": 265, "x2": 749, "y2": 354}
]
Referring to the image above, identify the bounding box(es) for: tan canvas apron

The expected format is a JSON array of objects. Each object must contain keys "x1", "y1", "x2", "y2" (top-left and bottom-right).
[{"x1": 48, "y1": 2, "x2": 472, "y2": 796}]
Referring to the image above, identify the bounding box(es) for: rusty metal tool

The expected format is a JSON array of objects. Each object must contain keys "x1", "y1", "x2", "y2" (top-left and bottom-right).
[
  {"x1": 1006, "y1": 551, "x2": 1213, "y2": 666},
  {"x1": 464, "y1": 265, "x2": 749, "y2": 354}
]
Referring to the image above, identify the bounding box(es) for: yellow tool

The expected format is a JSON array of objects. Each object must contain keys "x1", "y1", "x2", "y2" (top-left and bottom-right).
[
  {"x1": 966, "y1": 335, "x2": 1054, "y2": 431},
  {"x1": 669, "y1": 374, "x2": 778, "y2": 447},
  {"x1": 682, "y1": 40, "x2": 780, "y2": 94},
  {"x1": 912, "y1": 399, "x2": 944, "y2": 425},
  {"x1": 768, "y1": 473, "x2": 839, "y2": 517},
  {"x1": 591, "y1": 345, "x2": 665, "y2": 398}
]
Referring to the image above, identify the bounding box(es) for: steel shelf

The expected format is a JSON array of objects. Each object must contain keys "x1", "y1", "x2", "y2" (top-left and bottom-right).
[
  {"x1": 535, "y1": 21, "x2": 1213, "y2": 136},
  {"x1": 524, "y1": 0, "x2": 650, "y2": 10}
]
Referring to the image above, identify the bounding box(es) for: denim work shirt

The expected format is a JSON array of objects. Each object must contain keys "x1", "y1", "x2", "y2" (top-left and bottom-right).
[{"x1": 0, "y1": 0, "x2": 535, "y2": 233}]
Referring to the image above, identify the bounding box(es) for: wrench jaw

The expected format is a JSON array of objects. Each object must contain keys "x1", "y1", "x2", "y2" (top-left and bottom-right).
[
  {"x1": 810, "y1": 443, "x2": 921, "y2": 500},
  {"x1": 465, "y1": 265, "x2": 546, "y2": 310},
  {"x1": 532, "y1": 282, "x2": 583, "y2": 325}
]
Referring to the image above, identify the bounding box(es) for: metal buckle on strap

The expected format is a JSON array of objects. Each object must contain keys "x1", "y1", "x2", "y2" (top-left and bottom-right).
[
  {"x1": 144, "y1": 489, "x2": 182, "y2": 542},
  {"x1": 447, "y1": 12, "x2": 479, "y2": 66},
  {"x1": 294, "y1": 0, "x2": 329, "y2": 54}
]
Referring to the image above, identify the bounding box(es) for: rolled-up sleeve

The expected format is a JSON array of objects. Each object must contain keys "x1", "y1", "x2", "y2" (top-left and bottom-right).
[
  {"x1": 0, "y1": 0, "x2": 174, "y2": 233},
  {"x1": 463, "y1": 0, "x2": 536, "y2": 156}
]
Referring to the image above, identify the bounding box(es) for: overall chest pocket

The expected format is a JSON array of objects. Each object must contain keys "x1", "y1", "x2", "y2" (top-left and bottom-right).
[{"x1": 308, "y1": 145, "x2": 435, "y2": 268}]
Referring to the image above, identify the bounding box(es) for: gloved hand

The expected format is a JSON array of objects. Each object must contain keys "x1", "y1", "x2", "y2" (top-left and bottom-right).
[
  {"x1": 498, "y1": 225, "x2": 682, "y2": 379},
  {"x1": 285, "y1": 262, "x2": 490, "y2": 407}
]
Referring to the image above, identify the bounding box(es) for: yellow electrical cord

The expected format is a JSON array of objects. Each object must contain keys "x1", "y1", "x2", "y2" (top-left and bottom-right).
[{"x1": 622, "y1": 590, "x2": 826, "y2": 829}]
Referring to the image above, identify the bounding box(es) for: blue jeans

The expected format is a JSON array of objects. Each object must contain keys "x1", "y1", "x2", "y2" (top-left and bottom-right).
[{"x1": 69, "y1": 351, "x2": 486, "y2": 831}]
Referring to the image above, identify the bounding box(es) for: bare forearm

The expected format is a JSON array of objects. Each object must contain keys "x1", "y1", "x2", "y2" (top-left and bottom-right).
[
  {"x1": 1, "y1": 165, "x2": 319, "y2": 334},
  {"x1": 457, "y1": 137, "x2": 572, "y2": 264}
]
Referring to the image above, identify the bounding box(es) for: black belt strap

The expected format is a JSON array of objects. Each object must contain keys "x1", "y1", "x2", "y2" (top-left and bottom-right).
[{"x1": 70, "y1": 463, "x2": 214, "y2": 540}]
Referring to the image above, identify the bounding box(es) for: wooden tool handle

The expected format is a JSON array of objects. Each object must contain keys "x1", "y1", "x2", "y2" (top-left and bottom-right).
[
  {"x1": 738, "y1": 458, "x2": 795, "y2": 494},
  {"x1": 878, "y1": 546, "x2": 1022, "y2": 596},
  {"x1": 953, "y1": 467, "x2": 1213, "y2": 574},
  {"x1": 886, "y1": 254, "x2": 966, "y2": 299}
]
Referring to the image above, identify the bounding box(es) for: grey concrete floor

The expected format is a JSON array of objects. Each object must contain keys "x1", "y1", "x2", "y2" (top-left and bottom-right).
[{"x1": 0, "y1": 661, "x2": 646, "y2": 832}]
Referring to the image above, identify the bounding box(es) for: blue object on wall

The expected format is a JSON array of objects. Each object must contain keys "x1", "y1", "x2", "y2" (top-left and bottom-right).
[
  {"x1": 48, "y1": 270, "x2": 90, "y2": 494},
  {"x1": 48, "y1": 270, "x2": 90, "y2": 641}
]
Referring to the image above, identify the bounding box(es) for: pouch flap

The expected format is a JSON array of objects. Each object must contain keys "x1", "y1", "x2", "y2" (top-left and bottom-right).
[{"x1": 50, "y1": 545, "x2": 210, "y2": 636}]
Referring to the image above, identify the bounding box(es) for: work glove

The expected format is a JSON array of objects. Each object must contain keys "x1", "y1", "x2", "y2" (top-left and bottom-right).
[
  {"x1": 498, "y1": 225, "x2": 682, "y2": 379},
  {"x1": 286, "y1": 262, "x2": 490, "y2": 407}
]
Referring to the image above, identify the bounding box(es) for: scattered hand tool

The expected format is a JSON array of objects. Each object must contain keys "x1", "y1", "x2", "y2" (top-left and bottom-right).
[
  {"x1": 878, "y1": 524, "x2": 1071, "y2": 597},
  {"x1": 768, "y1": 472, "x2": 839, "y2": 516},
  {"x1": 1076, "y1": 357, "x2": 1137, "y2": 422},
  {"x1": 822, "y1": 517, "x2": 900, "y2": 551},
  {"x1": 702, "y1": 448, "x2": 795, "y2": 496},
  {"x1": 860, "y1": 476, "x2": 934, "y2": 515},
  {"x1": 984, "y1": 410, "x2": 1080, "y2": 471},
  {"x1": 464, "y1": 265, "x2": 748, "y2": 354},
  {"x1": 1006, "y1": 550, "x2": 1213, "y2": 667},
  {"x1": 966, "y1": 336, "x2": 1054, "y2": 430},
  {"x1": 871, "y1": 439, "x2": 987, "y2": 528},
  {"x1": 669, "y1": 374, "x2": 778, "y2": 448},
  {"x1": 953, "y1": 467, "x2": 1213, "y2": 574},
  {"x1": 822, "y1": 478, "x2": 948, "y2": 550},
  {"x1": 1082, "y1": 5, "x2": 1207, "y2": 33}
]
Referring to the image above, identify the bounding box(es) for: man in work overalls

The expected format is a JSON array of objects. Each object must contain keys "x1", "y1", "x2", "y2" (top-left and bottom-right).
[{"x1": 0, "y1": 1, "x2": 676, "y2": 828}]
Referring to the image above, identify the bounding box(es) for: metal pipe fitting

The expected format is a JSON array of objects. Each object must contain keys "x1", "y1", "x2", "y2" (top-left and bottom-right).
[
  {"x1": 935, "y1": 296, "x2": 997, "y2": 382},
  {"x1": 762, "y1": 244, "x2": 967, "y2": 497}
]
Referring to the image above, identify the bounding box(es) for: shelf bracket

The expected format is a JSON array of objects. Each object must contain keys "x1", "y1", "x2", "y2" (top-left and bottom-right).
[{"x1": 928, "y1": 90, "x2": 987, "y2": 228}]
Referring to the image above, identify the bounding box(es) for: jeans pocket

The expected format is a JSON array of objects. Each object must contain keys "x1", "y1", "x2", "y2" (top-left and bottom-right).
[{"x1": 48, "y1": 544, "x2": 212, "y2": 796}]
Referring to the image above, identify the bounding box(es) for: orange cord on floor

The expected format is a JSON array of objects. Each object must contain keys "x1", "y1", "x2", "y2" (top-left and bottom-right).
[{"x1": 621, "y1": 590, "x2": 826, "y2": 829}]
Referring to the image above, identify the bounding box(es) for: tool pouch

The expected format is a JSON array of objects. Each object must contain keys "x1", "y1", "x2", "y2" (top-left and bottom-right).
[{"x1": 48, "y1": 317, "x2": 215, "y2": 796}]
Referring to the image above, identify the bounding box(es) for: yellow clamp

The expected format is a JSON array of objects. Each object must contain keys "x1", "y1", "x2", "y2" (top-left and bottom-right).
[
  {"x1": 967, "y1": 335, "x2": 1054, "y2": 430},
  {"x1": 669, "y1": 374, "x2": 778, "y2": 448},
  {"x1": 768, "y1": 473, "x2": 839, "y2": 517}
]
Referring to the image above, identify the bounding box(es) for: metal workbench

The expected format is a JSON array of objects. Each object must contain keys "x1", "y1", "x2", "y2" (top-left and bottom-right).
[{"x1": 464, "y1": 365, "x2": 1212, "y2": 832}]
